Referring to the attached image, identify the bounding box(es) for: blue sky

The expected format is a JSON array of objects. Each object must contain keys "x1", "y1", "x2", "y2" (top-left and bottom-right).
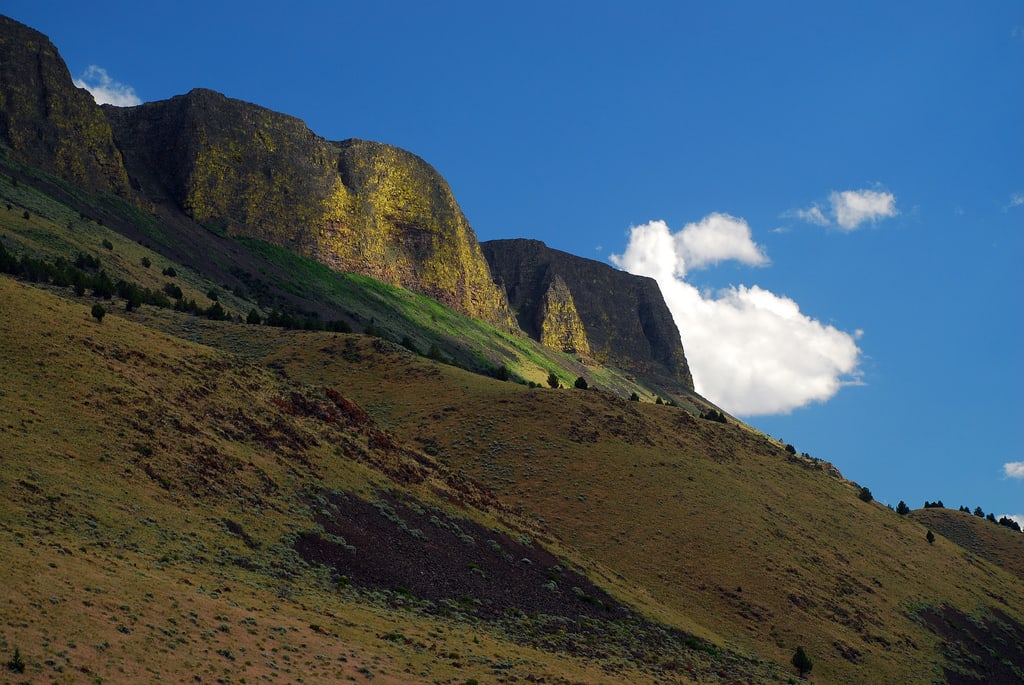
[{"x1": 5, "y1": 1, "x2": 1022, "y2": 522}]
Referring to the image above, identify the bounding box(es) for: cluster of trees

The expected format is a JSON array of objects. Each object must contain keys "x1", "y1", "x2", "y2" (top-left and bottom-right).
[
  {"x1": 701, "y1": 409, "x2": 727, "y2": 423},
  {"x1": 0, "y1": 242, "x2": 363, "y2": 331},
  {"x1": 895, "y1": 499, "x2": 1021, "y2": 532}
]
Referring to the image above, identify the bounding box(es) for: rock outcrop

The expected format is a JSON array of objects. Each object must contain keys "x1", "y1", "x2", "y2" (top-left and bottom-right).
[
  {"x1": 103, "y1": 89, "x2": 514, "y2": 329},
  {"x1": 0, "y1": 16, "x2": 129, "y2": 195},
  {"x1": 482, "y1": 239, "x2": 694, "y2": 391}
]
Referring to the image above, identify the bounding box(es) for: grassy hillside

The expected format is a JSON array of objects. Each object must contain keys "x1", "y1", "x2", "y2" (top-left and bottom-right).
[
  {"x1": 265, "y1": 328, "x2": 1024, "y2": 684},
  {"x1": 909, "y1": 507, "x2": 1024, "y2": 579},
  {"x1": 0, "y1": 160, "x2": 690, "y2": 406},
  {"x1": 2, "y1": 161, "x2": 1023, "y2": 684},
  {"x1": 0, "y1": 276, "x2": 794, "y2": 684}
]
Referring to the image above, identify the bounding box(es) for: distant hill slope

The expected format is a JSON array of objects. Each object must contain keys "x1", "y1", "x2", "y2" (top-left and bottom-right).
[
  {"x1": 483, "y1": 238, "x2": 694, "y2": 392},
  {"x1": 909, "y1": 507, "x2": 1024, "y2": 579}
]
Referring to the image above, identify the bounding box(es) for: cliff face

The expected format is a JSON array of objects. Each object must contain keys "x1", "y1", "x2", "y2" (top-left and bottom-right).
[
  {"x1": 103, "y1": 89, "x2": 514, "y2": 329},
  {"x1": 0, "y1": 16, "x2": 129, "y2": 195},
  {"x1": 482, "y1": 239, "x2": 694, "y2": 391}
]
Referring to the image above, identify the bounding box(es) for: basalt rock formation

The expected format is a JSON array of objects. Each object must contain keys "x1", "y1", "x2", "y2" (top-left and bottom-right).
[
  {"x1": 0, "y1": 16, "x2": 129, "y2": 195},
  {"x1": 482, "y1": 238, "x2": 694, "y2": 391},
  {"x1": 0, "y1": 13, "x2": 690, "y2": 385},
  {"x1": 103, "y1": 89, "x2": 515, "y2": 329}
]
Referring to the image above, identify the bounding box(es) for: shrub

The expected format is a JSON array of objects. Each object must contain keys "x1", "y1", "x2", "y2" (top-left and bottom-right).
[
  {"x1": 246, "y1": 308, "x2": 262, "y2": 325},
  {"x1": 546, "y1": 372, "x2": 559, "y2": 389},
  {"x1": 655, "y1": 396, "x2": 663, "y2": 405},
  {"x1": 6, "y1": 647, "x2": 24, "y2": 673},
  {"x1": 91, "y1": 303, "x2": 106, "y2": 323},
  {"x1": 858, "y1": 486, "x2": 873, "y2": 503},
  {"x1": 785, "y1": 443, "x2": 797, "y2": 455},
  {"x1": 791, "y1": 646, "x2": 812, "y2": 678},
  {"x1": 702, "y1": 409, "x2": 727, "y2": 423},
  {"x1": 629, "y1": 392, "x2": 640, "y2": 401},
  {"x1": 896, "y1": 501, "x2": 910, "y2": 515},
  {"x1": 162, "y1": 266, "x2": 177, "y2": 277},
  {"x1": 141, "y1": 256, "x2": 151, "y2": 268},
  {"x1": 573, "y1": 376, "x2": 588, "y2": 390},
  {"x1": 926, "y1": 530, "x2": 935, "y2": 544}
]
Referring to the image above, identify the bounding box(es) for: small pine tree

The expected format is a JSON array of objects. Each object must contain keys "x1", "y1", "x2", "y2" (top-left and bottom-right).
[
  {"x1": 655, "y1": 396, "x2": 663, "y2": 405},
  {"x1": 926, "y1": 530, "x2": 935, "y2": 544},
  {"x1": 546, "y1": 372, "x2": 559, "y2": 389},
  {"x1": 91, "y1": 303, "x2": 106, "y2": 323},
  {"x1": 974, "y1": 506, "x2": 985, "y2": 518},
  {"x1": 858, "y1": 486, "x2": 873, "y2": 503},
  {"x1": 7, "y1": 647, "x2": 25, "y2": 673},
  {"x1": 791, "y1": 646, "x2": 812, "y2": 678},
  {"x1": 896, "y1": 501, "x2": 910, "y2": 515},
  {"x1": 629, "y1": 392, "x2": 640, "y2": 401},
  {"x1": 574, "y1": 376, "x2": 588, "y2": 390},
  {"x1": 246, "y1": 308, "x2": 262, "y2": 325}
]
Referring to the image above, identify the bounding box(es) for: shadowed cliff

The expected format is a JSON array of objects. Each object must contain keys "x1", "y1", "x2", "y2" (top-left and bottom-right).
[
  {"x1": 0, "y1": 16, "x2": 129, "y2": 195},
  {"x1": 482, "y1": 238, "x2": 694, "y2": 391}
]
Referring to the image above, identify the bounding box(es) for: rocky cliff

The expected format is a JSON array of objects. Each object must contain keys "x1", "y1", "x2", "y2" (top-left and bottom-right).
[
  {"x1": 0, "y1": 16, "x2": 129, "y2": 195},
  {"x1": 482, "y1": 239, "x2": 694, "y2": 391},
  {"x1": 103, "y1": 89, "x2": 515, "y2": 329}
]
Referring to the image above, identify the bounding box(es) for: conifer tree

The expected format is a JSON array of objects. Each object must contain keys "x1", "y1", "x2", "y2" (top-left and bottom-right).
[{"x1": 791, "y1": 646, "x2": 812, "y2": 678}]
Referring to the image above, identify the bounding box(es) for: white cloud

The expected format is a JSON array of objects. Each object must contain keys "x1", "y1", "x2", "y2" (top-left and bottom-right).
[
  {"x1": 830, "y1": 189, "x2": 898, "y2": 230},
  {"x1": 611, "y1": 218, "x2": 862, "y2": 415},
  {"x1": 73, "y1": 65, "x2": 141, "y2": 107},
  {"x1": 1009, "y1": 192, "x2": 1024, "y2": 208},
  {"x1": 787, "y1": 188, "x2": 898, "y2": 230},
  {"x1": 794, "y1": 205, "x2": 830, "y2": 226},
  {"x1": 1004, "y1": 462, "x2": 1024, "y2": 479},
  {"x1": 673, "y1": 212, "x2": 769, "y2": 271}
]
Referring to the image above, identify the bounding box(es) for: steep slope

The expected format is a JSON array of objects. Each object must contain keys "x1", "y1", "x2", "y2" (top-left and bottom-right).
[
  {"x1": 0, "y1": 275, "x2": 788, "y2": 684},
  {"x1": 276, "y1": 334, "x2": 1024, "y2": 685},
  {"x1": 103, "y1": 89, "x2": 515, "y2": 330},
  {"x1": 0, "y1": 15, "x2": 129, "y2": 195},
  {"x1": 483, "y1": 238, "x2": 694, "y2": 392},
  {"x1": 909, "y1": 507, "x2": 1024, "y2": 579}
]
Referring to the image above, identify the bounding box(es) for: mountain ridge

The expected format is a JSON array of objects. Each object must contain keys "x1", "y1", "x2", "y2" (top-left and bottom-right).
[{"x1": 1, "y1": 13, "x2": 1023, "y2": 684}]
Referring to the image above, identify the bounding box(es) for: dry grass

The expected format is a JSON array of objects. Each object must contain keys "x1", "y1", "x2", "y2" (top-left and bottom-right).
[{"x1": 2, "y1": 276, "x2": 1022, "y2": 684}]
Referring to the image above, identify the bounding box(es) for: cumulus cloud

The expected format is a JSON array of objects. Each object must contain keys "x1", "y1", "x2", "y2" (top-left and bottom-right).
[
  {"x1": 830, "y1": 189, "x2": 898, "y2": 230},
  {"x1": 611, "y1": 218, "x2": 862, "y2": 415},
  {"x1": 1004, "y1": 462, "x2": 1024, "y2": 479},
  {"x1": 672, "y1": 212, "x2": 769, "y2": 271},
  {"x1": 1009, "y1": 192, "x2": 1024, "y2": 209},
  {"x1": 788, "y1": 188, "x2": 898, "y2": 231},
  {"x1": 74, "y1": 66, "x2": 141, "y2": 106}
]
